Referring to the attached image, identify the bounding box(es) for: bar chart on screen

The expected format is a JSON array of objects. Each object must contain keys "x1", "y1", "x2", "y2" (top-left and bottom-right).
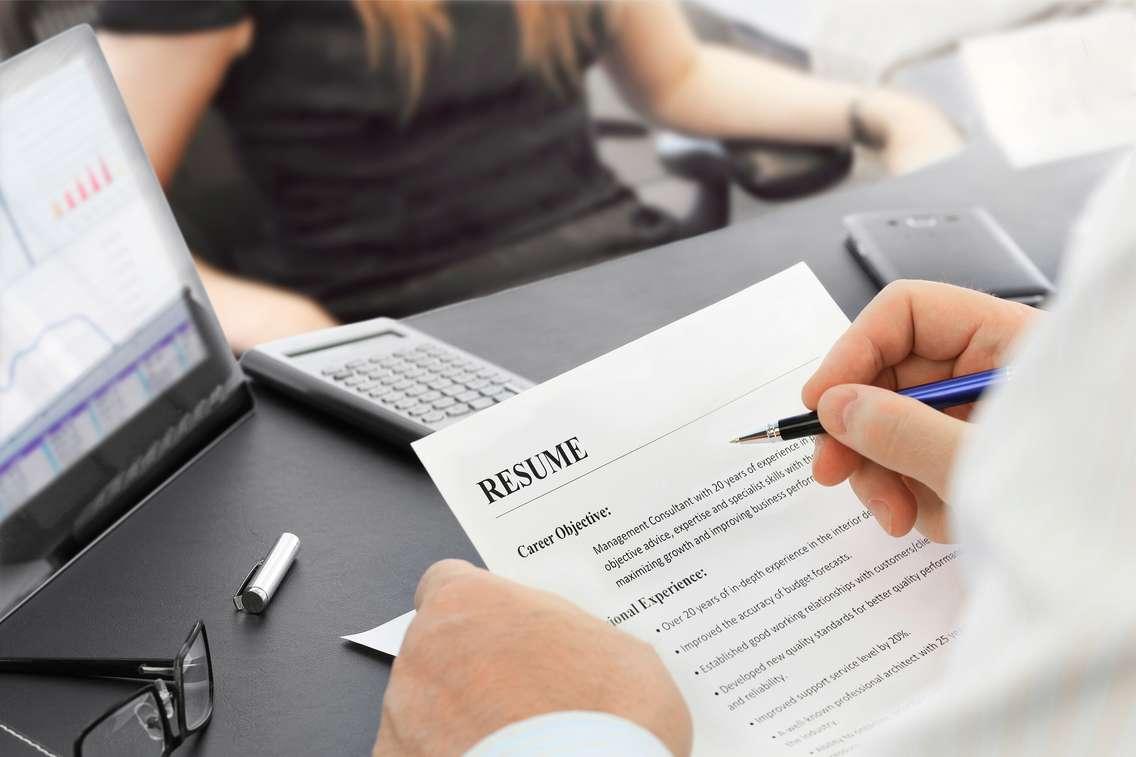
[{"x1": 0, "y1": 57, "x2": 182, "y2": 443}]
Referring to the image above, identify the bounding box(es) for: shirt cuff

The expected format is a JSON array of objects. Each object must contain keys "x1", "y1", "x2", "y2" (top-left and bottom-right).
[{"x1": 465, "y1": 711, "x2": 673, "y2": 757}]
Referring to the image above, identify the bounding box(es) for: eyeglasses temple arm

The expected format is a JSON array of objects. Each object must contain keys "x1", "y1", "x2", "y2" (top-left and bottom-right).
[{"x1": 0, "y1": 657, "x2": 176, "y2": 680}]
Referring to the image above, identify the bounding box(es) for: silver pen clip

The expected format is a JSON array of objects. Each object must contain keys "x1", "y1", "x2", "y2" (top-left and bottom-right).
[{"x1": 232, "y1": 560, "x2": 265, "y2": 612}]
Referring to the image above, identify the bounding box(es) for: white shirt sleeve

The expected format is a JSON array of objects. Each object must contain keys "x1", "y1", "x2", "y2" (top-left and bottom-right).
[
  {"x1": 863, "y1": 152, "x2": 1136, "y2": 756},
  {"x1": 464, "y1": 711, "x2": 673, "y2": 757}
]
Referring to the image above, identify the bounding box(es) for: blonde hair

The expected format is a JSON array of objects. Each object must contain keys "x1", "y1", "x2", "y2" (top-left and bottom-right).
[{"x1": 352, "y1": 1, "x2": 602, "y2": 110}]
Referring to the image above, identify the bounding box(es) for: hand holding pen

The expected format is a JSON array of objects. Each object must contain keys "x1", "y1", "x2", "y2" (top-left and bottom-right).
[{"x1": 736, "y1": 281, "x2": 1040, "y2": 544}]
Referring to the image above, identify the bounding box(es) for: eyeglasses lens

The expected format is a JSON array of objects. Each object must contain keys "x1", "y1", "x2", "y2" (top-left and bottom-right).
[
  {"x1": 181, "y1": 628, "x2": 213, "y2": 730},
  {"x1": 79, "y1": 690, "x2": 166, "y2": 757}
]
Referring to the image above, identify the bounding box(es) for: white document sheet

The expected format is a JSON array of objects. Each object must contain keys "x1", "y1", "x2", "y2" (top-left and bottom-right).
[
  {"x1": 343, "y1": 610, "x2": 416, "y2": 657},
  {"x1": 962, "y1": 9, "x2": 1136, "y2": 168},
  {"x1": 412, "y1": 264, "x2": 965, "y2": 755}
]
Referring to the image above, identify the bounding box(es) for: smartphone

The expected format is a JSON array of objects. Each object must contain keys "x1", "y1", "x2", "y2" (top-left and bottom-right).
[{"x1": 844, "y1": 207, "x2": 1054, "y2": 305}]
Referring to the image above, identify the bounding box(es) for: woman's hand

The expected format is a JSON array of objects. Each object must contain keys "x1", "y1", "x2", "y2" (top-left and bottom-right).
[
  {"x1": 373, "y1": 560, "x2": 692, "y2": 757},
  {"x1": 859, "y1": 90, "x2": 965, "y2": 175},
  {"x1": 227, "y1": 288, "x2": 338, "y2": 353},
  {"x1": 802, "y1": 281, "x2": 1038, "y2": 542},
  {"x1": 194, "y1": 257, "x2": 338, "y2": 353}
]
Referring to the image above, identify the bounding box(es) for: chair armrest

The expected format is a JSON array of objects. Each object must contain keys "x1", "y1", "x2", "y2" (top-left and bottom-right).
[{"x1": 655, "y1": 131, "x2": 853, "y2": 202}]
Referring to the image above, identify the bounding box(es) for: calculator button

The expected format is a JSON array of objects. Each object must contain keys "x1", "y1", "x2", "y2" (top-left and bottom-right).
[
  {"x1": 433, "y1": 397, "x2": 457, "y2": 409},
  {"x1": 393, "y1": 379, "x2": 415, "y2": 391},
  {"x1": 405, "y1": 385, "x2": 427, "y2": 397},
  {"x1": 452, "y1": 372, "x2": 476, "y2": 384},
  {"x1": 484, "y1": 384, "x2": 511, "y2": 398},
  {"x1": 477, "y1": 369, "x2": 497, "y2": 379},
  {"x1": 331, "y1": 370, "x2": 353, "y2": 381},
  {"x1": 456, "y1": 390, "x2": 480, "y2": 403},
  {"x1": 496, "y1": 389, "x2": 518, "y2": 400},
  {"x1": 465, "y1": 378, "x2": 489, "y2": 390},
  {"x1": 346, "y1": 359, "x2": 367, "y2": 369},
  {"x1": 322, "y1": 366, "x2": 344, "y2": 376},
  {"x1": 404, "y1": 369, "x2": 428, "y2": 380},
  {"x1": 469, "y1": 396, "x2": 494, "y2": 410},
  {"x1": 419, "y1": 390, "x2": 442, "y2": 402},
  {"x1": 407, "y1": 404, "x2": 432, "y2": 417},
  {"x1": 446, "y1": 403, "x2": 472, "y2": 417},
  {"x1": 356, "y1": 380, "x2": 381, "y2": 392},
  {"x1": 442, "y1": 385, "x2": 467, "y2": 397},
  {"x1": 368, "y1": 355, "x2": 387, "y2": 364},
  {"x1": 422, "y1": 411, "x2": 446, "y2": 424},
  {"x1": 489, "y1": 375, "x2": 509, "y2": 385},
  {"x1": 381, "y1": 392, "x2": 406, "y2": 405},
  {"x1": 343, "y1": 375, "x2": 367, "y2": 386},
  {"x1": 369, "y1": 388, "x2": 394, "y2": 399},
  {"x1": 395, "y1": 397, "x2": 418, "y2": 410},
  {"x1": 427, "y1": 378, "x2": 452, "y2": 390}
]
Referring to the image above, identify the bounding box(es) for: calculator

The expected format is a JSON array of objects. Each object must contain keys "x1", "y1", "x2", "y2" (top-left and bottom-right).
[{"x1": 240, "y1": 318, "x2": 533, "y2": 443}]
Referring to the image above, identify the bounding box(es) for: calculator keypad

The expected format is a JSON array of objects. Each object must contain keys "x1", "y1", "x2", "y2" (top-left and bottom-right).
[{"x1": 323, "y1": 342, "x2": 521, "y2": 429}]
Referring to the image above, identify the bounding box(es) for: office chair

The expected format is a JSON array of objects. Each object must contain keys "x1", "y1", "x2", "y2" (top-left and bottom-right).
[{"x1": 0, "y1": 0, "x2": 850, "y2": 283}]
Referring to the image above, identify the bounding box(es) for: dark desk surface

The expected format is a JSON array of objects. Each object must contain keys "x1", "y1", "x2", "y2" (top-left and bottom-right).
[{"x1": 0, "y1": 142, "x2": 1120, "y2": 756}]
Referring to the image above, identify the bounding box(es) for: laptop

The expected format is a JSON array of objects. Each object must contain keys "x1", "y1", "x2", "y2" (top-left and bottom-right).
[{"x1": 0, "y1": 27, "x2": 252, "y2": 616}]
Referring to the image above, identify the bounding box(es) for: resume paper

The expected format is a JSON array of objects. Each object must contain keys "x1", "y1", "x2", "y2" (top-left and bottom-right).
[{"x1": 411, "y1": 264, "x2": 965, "y2": 755}]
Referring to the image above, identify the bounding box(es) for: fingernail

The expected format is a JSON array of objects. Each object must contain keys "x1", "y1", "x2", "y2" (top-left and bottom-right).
[
  {"x1": 867, "y1": 499, "x2": 892, "y2": 534},
  {"x1": 820, "y1": 386, "x2": 859, "y2": 435}
]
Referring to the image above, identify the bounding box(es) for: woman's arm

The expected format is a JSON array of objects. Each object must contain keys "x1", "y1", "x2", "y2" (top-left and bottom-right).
[
  {"x1": 602, "y1": 2, "x2": 962, "y2": 174},
  {"x1": 98, "y1": 25, "x2": 252, "y2": 186},
  {"x1": 98, "y1": 26, "x2": 337, "y2": 352}
]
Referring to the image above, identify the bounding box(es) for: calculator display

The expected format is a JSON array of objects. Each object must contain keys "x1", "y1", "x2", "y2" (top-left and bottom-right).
[{"x1": 285, "y1": 330, "x2": 404, "y2": 358}]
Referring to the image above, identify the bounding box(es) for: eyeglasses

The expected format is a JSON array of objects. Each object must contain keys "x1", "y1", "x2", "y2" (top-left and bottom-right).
[{"x1": 0, "y1": 621, "x2": 213, "y2": 756}]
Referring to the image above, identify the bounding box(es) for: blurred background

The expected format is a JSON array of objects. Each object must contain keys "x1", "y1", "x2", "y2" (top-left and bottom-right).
[{"x1": 0, "y1": 0, "x2": 1131, "y2": 354}]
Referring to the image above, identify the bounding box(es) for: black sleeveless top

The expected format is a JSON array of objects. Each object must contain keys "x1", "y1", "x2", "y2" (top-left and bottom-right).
[{"x1": 98, "y1": 1, "x2": 629, "y2": 319}]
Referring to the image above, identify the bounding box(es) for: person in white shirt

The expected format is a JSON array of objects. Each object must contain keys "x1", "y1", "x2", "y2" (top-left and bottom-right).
[{"x1": 370, "y1": 152, "x2": 1136, "y2": 756}]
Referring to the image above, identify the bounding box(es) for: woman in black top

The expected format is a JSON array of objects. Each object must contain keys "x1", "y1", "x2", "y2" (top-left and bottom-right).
[{"x1": 97, "y1": 1, "x2": 960, "y2": 351}]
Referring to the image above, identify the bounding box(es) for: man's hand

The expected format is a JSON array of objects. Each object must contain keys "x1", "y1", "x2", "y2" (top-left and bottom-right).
[
  {"x1": 373, "y1": 560, "x2": 692, "y2": 757},
  {"x1": 802, "y1": 281, "x2": 1037, "y2": 542}
]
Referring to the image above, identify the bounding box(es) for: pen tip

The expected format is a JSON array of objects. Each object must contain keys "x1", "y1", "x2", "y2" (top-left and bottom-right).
[{"x1": 731, "y1": 430, "x2": 771, "y2": 445}]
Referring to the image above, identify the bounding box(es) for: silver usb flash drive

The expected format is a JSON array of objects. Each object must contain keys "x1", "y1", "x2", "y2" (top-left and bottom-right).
[{"x1": 233, "y1": 532, "x2": 300, "y2": 614}]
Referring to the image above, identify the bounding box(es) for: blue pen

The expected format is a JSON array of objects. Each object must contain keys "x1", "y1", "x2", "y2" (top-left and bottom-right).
[{"x1": 730, "y1": 368, "x2": 1005, "y2": 444}]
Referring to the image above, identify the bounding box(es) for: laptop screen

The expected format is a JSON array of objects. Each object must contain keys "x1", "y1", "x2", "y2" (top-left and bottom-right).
[{"x1": 0, "y1": 27, "x2": 248, "y2": 575}]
